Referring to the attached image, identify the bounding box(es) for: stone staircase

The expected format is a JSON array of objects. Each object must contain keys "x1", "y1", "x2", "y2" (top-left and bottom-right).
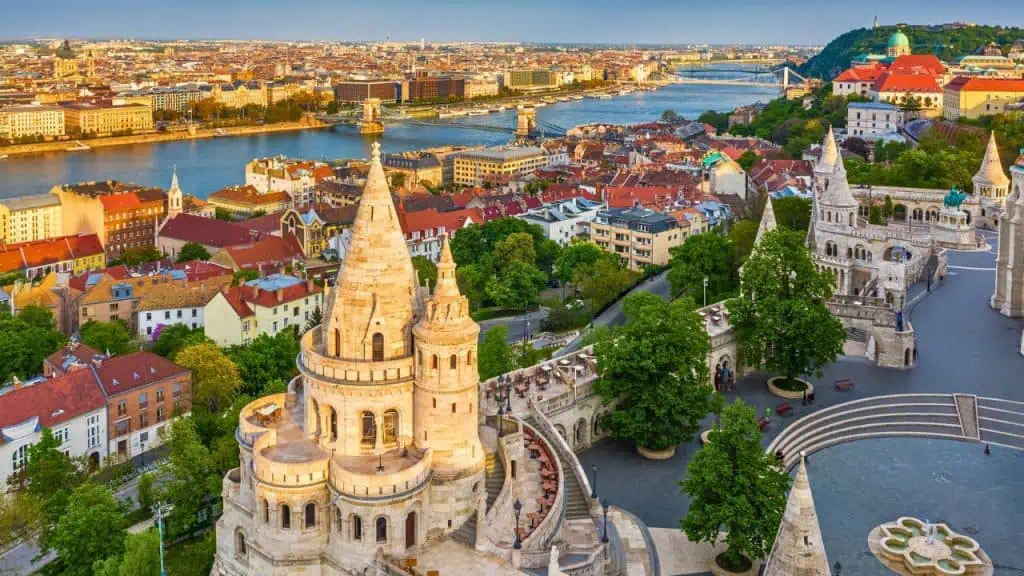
[
  {"x1": 523, "y1": 416, "x2": 591, "y2": 521},
  {"x1": 484, "y1": 451, "x2": 505, "y2": 511},
  {"x1": 450, "y1": 512, "x2": 476, "y2": 547}
]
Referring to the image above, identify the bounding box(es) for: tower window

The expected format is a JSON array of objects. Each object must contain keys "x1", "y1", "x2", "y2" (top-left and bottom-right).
[
  {"x1": 451, "y1": 403, "x2": 456, "y2": 414},
  {"x1": 372, "y1": 333, "x2": 384, "y2": 361},
  {"x1": 450, "y1": 354, "x2": 457, "y2": 369}
]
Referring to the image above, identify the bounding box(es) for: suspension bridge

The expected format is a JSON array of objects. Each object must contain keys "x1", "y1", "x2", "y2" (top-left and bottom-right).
[
  {"x1": 673, "y1": 65, "x2": 808, "y2": 90},
  {"x1": 316, "y1": 99, "x2": 568, "y2": 140}
]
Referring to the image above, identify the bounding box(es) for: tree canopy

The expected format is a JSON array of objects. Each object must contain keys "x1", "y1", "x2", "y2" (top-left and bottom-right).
[
  {"x1": 16, "y1": 428, "x2": 87, "y2": 553},
  {"x1": 152, "y1": 324, "x2": 211, "y2": 360},
  {"x1": 728, "y1": 229, "x2": 845, "y2": 383},
  {"x1": 668, "y1": 232, "x2": 739, "y2": 306},
  {"x1": 681, "y1": 400, "x2": 790, "y2": 569},
  {"x1": 52, "y1": 483, "x2": 127, "y2": 576},
  {"x1": 227, "y1": 330, "x2": 299, "y2": 397},
  {"x1": 772, "y1": 196, "x2": 812, "y2": 233},
  {"x1": 93, "y1": 531, "x2": 161, "y2": 576},
  {"x1": 478, "y1": 325, "x2": 515, "y2": 381},
  {"x1": 159, "y1": 418, "x2": 222, "y2": 535},
  {"x1": 727, "y1": 219, "x2": 759, "y2": 266},
  {"x1": 0, "y1": 307, "x2": 66, "y2": 379},
  {"x1": 594, "y1": 293, "x2": 711, "y2": 451},
  {"x1": 411, "y1": 256, "x2": 437, "y2": 289},
  {"x1": 175, "y1": 343, "x2": 242, "y2": 413},
  {"x1": 80, "y1": 319, "x2": 134, "y2": 356},
  {"x1": 176, "y1": 242, "x2": 211, "y2": 263},
  {"x1": 697, "y1": 110, "x2": 730, "y2": 135}
]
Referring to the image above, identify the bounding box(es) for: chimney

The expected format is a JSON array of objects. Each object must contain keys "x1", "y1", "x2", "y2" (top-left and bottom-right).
[
  {"x1": 276, "y1": 288, "x2": 283, "y2": 302},
  {"x1": 306, "y1": 278, "x2": 314, "y2": 292}
]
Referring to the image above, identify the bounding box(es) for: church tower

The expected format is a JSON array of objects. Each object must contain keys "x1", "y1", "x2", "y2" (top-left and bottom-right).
[
  {"x1": 167, "y1": 166, "x2": 183, "y2": 219},
  {"x1": 412, "y1": 235, "x2": 484, "y2": 478},
  {"x1": 992, "y1": 151, "x2": 1024, "y2": 317}
]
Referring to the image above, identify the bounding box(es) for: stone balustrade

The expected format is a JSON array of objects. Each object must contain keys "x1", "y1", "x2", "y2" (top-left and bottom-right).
[
  {"x1": 299, "y1": 328, "x2": 415, "y2": 386},
  {"x1": 328, "y1": 449, "x2": 432, "y2": 500},
  {"x1": 252, "y1": 428, "x2": 330, "y2": 487},
  {"x1": 484, "y1": 423, "x2": 519, "y2": 546},
  {"x1": 520, "y1": 416, "x2": 567, "y2": 554}
]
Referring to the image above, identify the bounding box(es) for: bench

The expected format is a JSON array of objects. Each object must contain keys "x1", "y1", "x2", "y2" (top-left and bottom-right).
[
  {"x1": 757, "y1": 417, "x2": 770, "y2": 432},
  {"x1": 835, "y1": 378, "x2": 855, "y2": 392},
  {"x1": 776, "y1": 402, "x2": 793, "y2": 417}
]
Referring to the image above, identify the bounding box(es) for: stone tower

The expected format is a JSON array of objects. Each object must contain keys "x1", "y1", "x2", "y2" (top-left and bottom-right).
[
  {"x1": 818, "y1": 153, "x2": 859, "y2": 231},
  {"x1": 974, "y1": 132, "x2": 1011, "y2": 227},
  {"x1": 992, "y1": 151, "x2": 1024, "y2": 317},
  {"x1": 813, "y1": 125, "x2": 840, "y2": 193},
  {"x1": 167, "y1": 166, "x2": 183, "y2": 219},
  {"x1": 412, "y1": 235, "x2": 484, "y2": 477},
  {"x1": 763, "y1": 455, "x2": 831, "y2": 576}
]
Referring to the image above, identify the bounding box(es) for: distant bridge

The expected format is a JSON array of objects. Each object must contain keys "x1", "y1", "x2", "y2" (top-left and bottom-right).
[
  {"x1": 674, "y1": 66, "x2": 808, "y2": 91},
  {"x1": 317, "y1": 101, "x2": 567, "y2": 140}
]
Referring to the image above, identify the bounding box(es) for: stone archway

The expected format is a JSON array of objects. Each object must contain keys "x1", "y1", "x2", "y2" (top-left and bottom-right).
[
  {"x1": 893, "y1": 204, "x2": 907, "y2": 221},
  {"x1": 574, "y1": 418, "x2": 588, "y2": 448}
]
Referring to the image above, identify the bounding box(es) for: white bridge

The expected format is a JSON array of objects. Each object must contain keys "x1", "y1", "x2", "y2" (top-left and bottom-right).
[{"x1": 674, "y1": 66, "x2": 808, "y2": 91}]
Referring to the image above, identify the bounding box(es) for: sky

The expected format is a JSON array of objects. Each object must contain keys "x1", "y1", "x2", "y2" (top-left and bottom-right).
[{"x1": 1, "y1": 0, "x2": 1022, "y2": 45}]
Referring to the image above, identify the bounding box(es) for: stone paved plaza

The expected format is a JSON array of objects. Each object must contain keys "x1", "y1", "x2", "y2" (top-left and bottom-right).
[{"x1": 578, "y1": 231, "x2": 1024, "y2": 574}]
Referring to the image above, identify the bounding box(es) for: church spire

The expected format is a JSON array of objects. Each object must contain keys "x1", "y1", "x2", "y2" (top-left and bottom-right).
[
  {"x1": 755, "y1": 196, "x2": 777, "y2": 246},
  {"x1": 973, "y1": 131, "x2": 1010, "y2": 191},
  {"x1": 820, "y1": 153, "x2": 858, "y2": 209},
  {"x1": 763, "y1": 455, "x2": 831, "y2": 576},
  {"x1": 815, "y1": 126, "x2": 839, "y2": 177}
]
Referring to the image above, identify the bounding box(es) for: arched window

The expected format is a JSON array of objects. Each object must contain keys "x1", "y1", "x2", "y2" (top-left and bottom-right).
[
  {"x1": 262, "y1": 499, "x2": 269, "y2": 523},
  {"x1": 329, "y1": 408, "x2": 338, "y2": 442},
  {"x1": 449, "y1": 354, "x2": 457, "y2": 370},
  {"x1": 372, "y1": 333, "x2": 384, "y2": 361},
  {"x1": 467, "y1": 350, "x2": 474, "y2": 366},
  {"x1": 352, "y1": 515, "x2": 363, "y2": 541},
  {"x1": 281, "y1": 504, "x2": 291, "y2": 530},
  {"x1": 334, "y1": 329, "x2": 340, "y2": 357},
  {"x1": 432, "y1": 355, "x2": 438, "y2": 370},
  {"x1": 334, "y1": 508, "x2": 343, "y2": 533},
  {"x1": 383, "y1": 410, "x2": 398, "y2": 445},
  {"x1": 376, "y1": 517, "x2": 388, "y2": 543},
  {"x1": 849, "y1": 212, "x2": 854, "y2": 226},
  {"x1": 361, "y1": 412, "x2": 376, "y2": 446},
  {"x1": 305, "y1": 503, "x2": 316, "y2": 529},
  {"x1": 235, "y1": 530, "x2": 247, "y2": 557}
]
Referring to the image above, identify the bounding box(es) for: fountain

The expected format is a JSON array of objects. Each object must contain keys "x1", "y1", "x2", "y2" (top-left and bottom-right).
[{"x1": 867, "y1": 517, "x2": 991, "y2": 575}]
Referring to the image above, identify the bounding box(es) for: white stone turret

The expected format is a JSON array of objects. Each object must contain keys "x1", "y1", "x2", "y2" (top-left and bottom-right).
[
  {"x1": 973, "y1": 132, "x2": 1010, "y2": 201},
  {"x1": 763, "y1": 455, "x2": 831, "y2": 576},
  {"x1": 992, "y1": 151, "x2": 1024, "y2": 317},
  {"x1": 755, "y1": 196, "x2": 777, "y2": 246},
  {"x1": 814, "y1": 125, "x2": 840, "y2": 189},
  {"x1": 819, "y1": 154, "x2": 858, "y2": 229}
]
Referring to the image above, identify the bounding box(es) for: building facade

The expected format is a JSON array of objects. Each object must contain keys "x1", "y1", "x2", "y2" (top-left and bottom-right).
[
  {"x1": 0, "y1": 195, "x2": 63, "y2": 244},
  {"x1": 203, "y1": 276, "x2": 323, "y2": 347},
  {"x1": 518, "y1": 197, "x2": 606, "y2": 246},
  {"x1": 453, "y1": 147, "x2": 549, "y2": 186},
  {"x1": 991, "y1": 151, "x2": 1024, "y2": 318},
  {"x1": 0, "y1": 104, "x2": 65, "y2": 140},
  {"x1": 208, "y1": 185, "x2": 293, "y2": 219},
  {"x1": 943, "y1": 77, "x2": 1024, "y2": 120},
  {"x1": 847, "y1": 102, "x2": 903, "y2": 139},
  {"x1": 590, "y1": 206, "x2": 683, "y2": 270},
  {"x1": 62, "y1": 101, "x2": 153, "y2": 136}
]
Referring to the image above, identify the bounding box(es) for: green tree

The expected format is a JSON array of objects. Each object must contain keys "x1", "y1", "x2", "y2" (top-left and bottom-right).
[
  {"x1": 80, "y1": 320, "x2": 134, "y2": 356},
  {"x1": 478, "y1": 325, "x2": 515, "y2": 380},
  {"x1": 486, "y1": 260, "x2": 547, "y2": 310},
  {"x1": 17, "y1": 428, "x2": 86, "y2": 552},
  {"x1": 772, "y1": 196, "x2": 812, "y2": 232},
  {"x1": 305, "y1": 306, "x2": 323, "y2": 332},
  {"x1": 0, "y1": 310, "x2": 66, "y2": 380},
  {"x1": 231, "y1": 269, "x2": 260, "y2": 286},
  {"x1": 411, "y1": 256, "x2": 438, "y2": 288},
  {"x1": 227, "y1": 331, "x2": 299, "y2": 397},
  {"x1": 728, "y1": 229, "x2": 845, "y2": 386},
  {"x1": 594, "y1": 294, "x2": 711, "y2": 452},
  {"x1": 152, "y1": 324, "x2": 211, "y2": 360},
  {"x1": 869, "y1": 205, "x2": 884, "y2": 225},
  {"x1": 0, "y1": 492, "x2": 41, "y2": 551},
  {"x1": 575, "y1": 256, "x2": 638, "y2": 311},
  {"x1": 215, "y1": 207, "x2": 235, "y2": 222},
  {"x1": 554, "y1": 241, "x2": 604, "y2": 287},
  {"x1": 727, "y1": 219, "x2": 759, "y2": 265},
  {"x1": 135, "y1": 472, "x2": 157, "y2": 514},
  {"x1": 118, "y1": 247, "x2": 164, "y2": 267},
  {"x1": 16, "y1": 305, "x2": 56, "y2": 331},
  {"x1": 93, "y1": 531, "x2": 161, "y2": 576},
  {"x1": 883, "y1": 195, "x2": 894, "y2": 220},
  {"x1": 176, "y1": 242, "x2": 211, "y2": 263},
  {"x1": 697, "y1": 110, "x2": 730, "y2": 134},
  {"x1": 667, "y1": 233, "x2": 738, "y2": 305},
  {"x1": 52, "y1": 483, "x2": 126, "y2": 576},
  {"x1": 492, "y1": 232, "x2": 537, "y2": 271},
  {"x1": 681, "y1": 400, "x2": 791, "y2": 570},
  {"x1": 736, "y1": 150, "x2": 759, "y2": 172},
  {"x1": 175, "y1": 343, "x2": 242, "y2": 413},
  {"x1": 159, "y1": 418, "x2": 221, "y2": 535},
  {"x1": 661, "y1": 109, "x2": 683, "y2": 125}
]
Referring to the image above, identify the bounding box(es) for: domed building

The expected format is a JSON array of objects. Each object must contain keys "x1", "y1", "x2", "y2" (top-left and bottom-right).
[
  {"x1": 888, "y1": 30, "x2": 911, "y2": 58},
  {"x1": 214, "y1": 143, "x2": 488, "y2": 575}
]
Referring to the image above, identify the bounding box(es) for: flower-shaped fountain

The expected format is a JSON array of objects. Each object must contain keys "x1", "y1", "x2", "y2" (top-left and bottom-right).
[{"x1": 867, "y1": 517, "x2": 991, "y2": 576}]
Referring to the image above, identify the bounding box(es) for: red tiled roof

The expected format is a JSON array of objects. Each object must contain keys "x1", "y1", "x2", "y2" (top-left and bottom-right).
[
  {"x1": 44, "y1": 342, "x2": 101, "y2": 374},
  {"x1": 98, "y1": 192, "x2": 143, "y2": 212},
  {"x1": 834, "y1": 66, "x2": 885, "y2": 83},
  {"x1": 873, "y1": 72, "x2": 942, "y2": 94},
  {"x1": 92, "y1": 351, "x2": 189, "y2": 397},
  {"x1": 888, "y1": 55, "x2": 945, "y2": 77},
  {"x1": 160, "y1": 214, "x2": 255, "y2": 247},
  {"x1": 65, "y1": 234, "x2": 104, "y2": 258},
  {"x1": 18, "y1": 238, "x2": 74, "y2": 268},
  {"x1": 605, "y1": 186, "x2": 676, "y2": 209},
  {"x1": 172, "y1": 261, "x2": 233, "y2": 281},
  {"x1": 451, "y1": 190, "x2": 483, "y2": 209},
  {"x1": 504, "y1": 201, "x2": 524, "y2": 216},
  {"x1": 945, "y1": 76, "x2": 1024, "y2": 93},
  {"x1": 218, "y1": 288, "x2": 254, "y2": 318},
  {"x1": 208, "y1": 185, "x2": 291, "y2": 206},
  {"x1": 400, "y1": 208, "x2": 481, "y2": 236},
  {"x1": 240, "y1": 212, "x2": 285, "y2": 235},
  {"x1": 0, "y1": 250, "x2": 25, "y2": 274},
  {"x1": 524, "y1": 196, "x2": 543, "y2": 209},
  {"x1": 221, "y1": 236, "x2": 299, "y2": 270},
  {"x1": 481, "y1": 206, "x2": 503, "y2": 221},
  {"x1": 235, "y1": 280, "x2": 322, "y2": 309},
  {"x1": 0, "y1": 370, "x2": 107, "y2": 436}
]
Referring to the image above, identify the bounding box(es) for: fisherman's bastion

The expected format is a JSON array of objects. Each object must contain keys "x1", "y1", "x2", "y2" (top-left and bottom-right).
[{"x1": 213, "y1": 132, "x2": 1024, "y2": 576}]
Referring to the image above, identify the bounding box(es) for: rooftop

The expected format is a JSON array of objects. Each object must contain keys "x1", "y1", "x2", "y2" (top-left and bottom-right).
[
  {"x1": 461, "y1": 146, "x2": 545, "y2": 162},
  {"x1": 0, "y1": 194, "x2": 62, "y2": 212}
]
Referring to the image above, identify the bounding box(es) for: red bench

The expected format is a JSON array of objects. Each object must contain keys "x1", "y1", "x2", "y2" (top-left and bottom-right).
[
  {"x1": 835, "y1": 378, "x2": 855, "y2": 392},
  {"x1": 776, "y1": 402, "x2": 793, "y2": 417}
]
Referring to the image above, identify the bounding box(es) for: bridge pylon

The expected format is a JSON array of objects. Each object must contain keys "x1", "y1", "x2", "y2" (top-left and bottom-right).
[
  {"x1": 515, "y1": 107, "x2": 537, "y2": 141},
  {"x1": 359, "y1": 97, "x2": 384, "y2": 135}
]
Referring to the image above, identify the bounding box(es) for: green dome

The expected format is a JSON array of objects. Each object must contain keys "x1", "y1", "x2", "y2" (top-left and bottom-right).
[{"x1": 888, "y1": 31, "x2": 910, "y2": 49}]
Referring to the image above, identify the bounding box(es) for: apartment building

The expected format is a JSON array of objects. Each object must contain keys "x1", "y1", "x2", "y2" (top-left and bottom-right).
[
  {"x1": 847, "y1": 102, "x2": 904, "y2": 140},
  {"x1": 245, "y1": 158, "x2": 332, "y2": 207},
  {"x1": 333, "y1": 81, "x2": 399, "y2": 103},
  {"x1": 0, "y1": 104, "x2": 65, "y2": 140},
  {"x1": 62, "y1": 101, "x2": 153, "y2": 136},
  {"x1": 454, "y1": 147, "x2": 549, "y2": 186},
  {"x1": 77, "y1": 271, "x2": 229, "y2": 334},
  {"x1": 383, "y1": 153, "x2": 443, "y2": 187},
  {"x1": 517, "y1": 197, "x2": 607, "y2": 246},
  {"x1": 50, "y1": 181, "x2": 166, "y2": 257},
  {"x1": 204, "y1": 275, "x2": 323, "y2": 346},
  {"x1": 943, "y1": 77, "x2": 1024, "y2": 120},
  {"x1": 137, "y1": 277, "x2": 232, "y2": 340},
  {"x1": 119, "y1": 85, "x2": 205, "y2": 113},
  {"x1": 590, "y1": 207, "x2": 683, "y2": 270},
  {"x1": 0, "y1": 194, "x2": 63, "y2": 244}
]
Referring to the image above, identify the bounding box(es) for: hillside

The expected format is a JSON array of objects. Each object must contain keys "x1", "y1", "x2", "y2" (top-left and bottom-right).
[{"x1": 800, "y1": 24, "x2": 1024, "y2": 80}]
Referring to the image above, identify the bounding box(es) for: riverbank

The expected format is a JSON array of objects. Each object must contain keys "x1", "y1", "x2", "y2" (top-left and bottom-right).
[{"x1": 0, "y1": 118, "x2": 328, "y2": 158}]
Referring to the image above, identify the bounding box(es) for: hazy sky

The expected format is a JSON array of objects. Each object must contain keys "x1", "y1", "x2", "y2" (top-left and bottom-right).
[{"x1": 2, "y1": 0, "x2": 1022, "y2": 44}]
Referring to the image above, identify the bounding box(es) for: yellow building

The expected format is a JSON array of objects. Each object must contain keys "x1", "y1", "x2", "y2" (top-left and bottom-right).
[
  {"x1": 66, "y1": 234, "x2": 106, "y2": 275},
  {"x1": 62, "y1": 101, "x2": 153, "y2": 136},
  {"x1": 589, "y1": 207, "x2": 684, "y2": 270},
  {"x1": 212, "y1": 81, "x2": 268, "y2": 109},
  {"x1": 0, "y1": 195, "x2": 63, "y2": 244},
  {"x1": 943, "y1": 77, "x2": 1024, "y2": 120},
  {"x1": 0, "y1": 105, "x2": 65, "y2": 140},
  {"x1": 203, "y1": 276, "x2": 323, "y2": 347},
  {"x1": 453, "y1": 146, "x2": 549, "y2": 186},
  {"x1": 207, "y1": 185, "x2": 292, "y2": 219}
]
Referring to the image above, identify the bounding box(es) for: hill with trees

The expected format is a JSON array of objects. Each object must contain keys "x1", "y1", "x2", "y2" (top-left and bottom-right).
[{"x1": 800, "y1": 24, "x2": 1024, "y2": 80}]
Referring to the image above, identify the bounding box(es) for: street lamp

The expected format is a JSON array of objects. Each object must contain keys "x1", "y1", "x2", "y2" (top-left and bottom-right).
[
  {"x1": 513, "y1": 498, "x2": 522, "y2": 549},
  {"x1": 601, "y1": 499, "x2": 609, "y2": 544},
  {"x1": 703, "y1": 276, "x2": 708, "y2": 308},
  {"x1": 152, "y1": 502, "x2": 174, "y2": 576},
  {"x1": 496, "y1": 376, "x2": 506, "y2": 437},
  {"x1": 590, "y1": 464, "x2": 598, "y2": 498}
]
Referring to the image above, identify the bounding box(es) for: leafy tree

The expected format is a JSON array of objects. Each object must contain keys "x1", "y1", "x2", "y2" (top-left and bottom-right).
[
  {"x1": 17, "y1": 305, "x2": 56, "y2": 331},
  {"x1": 681, "y1": 400, "x2": 790, "y2": 570},
  {"x1": 697, "y1": 110, "x2": 730, "y2": 134},
  {"x1": 883, "y1": 195, "x2": 894, "y2": 220},
  {"x1": 554, "y1": 241, "x2": 604, "y2": 286},
  {"x1": 231, "y1": 269, "x2": 260, "y2": 286},
  {"x1": 661, "y1": 109, "x2": 683, "y2": 124},
  {"x1": 136, "y1": 472, "x2": 157, "y2": 514},
  {"x1": 215, "y1": 207, "x2": 235, "y2": 222},
  {"x1": 492, "y1": 232, "x2": 537, "y2": 272},
  {"x1": 668, "y1": 233, "x2": 738, "y2": 305},
  {"x1": 93, "y1": 531, "x2": 161, "y2": 576},
  {"x1": 152, "y1": 324, "x2": 210, "y2": 360},
  {"x1": 736, "y1": 150, "x2": 759, "y2": 172},
  {"x1": 842, "y1": 136, "x2": 872, "y2": 159},
  {"x1": 727, "y1": 219, "x2": 759, "y2": 266},
  {"x1": 478, "y1": 325, "x2": 515, "y2": 380},
  {"x1": 80, "y1": 320, "x2": 134, "y2": 356},
  {"x1": 176, "y1": 242, "x2": 211, "y2": 263},
  {"x1": 305, "y1": 306, "x2": 323, "y2": 332},
  {"x1": 0, "y1": 492, "x2": 41, "y2": 551},
  {"x1": 594, "y1": 294, "x2": 711, "y2": 452},
  {"x1": 535, "y1": 238, "x2": 562, "y2": 279},
  {"x1": 485, "y1": 260, "x2": 547, "y2": 310},
  {"x1": 728, "y1": 229, "x2": 845, "y2": 386},
  {"x1": 772, "y1": 196, "x2": 812, "y2": 232},
  {"x1": 227, "y1": 331, "x2": 299, "y2": 397},
  {"x1": 869, "y1": 205, "x2": 884, "y2": 225},
  {"x1": 575, "y1": 256, "x2": 638, "y2": 312},
  {"x1": 52, "y1": 483, "x2": 126, "y2": 576},
  {"x1": 159, "y1": 418, "x2": 221, "y2": 535},
  {"x1": 14, "y1": 428, "x2": 85, "y2": 553},
  {"x1": 118, "y1": 247, "x2": 164, "y2": 267},
  {"x1": 900, "y1": 94, "x2": 922, "y2": 113},
  {"x1": 0, "y1": 310, "x2": 66, "y2": 379},
  {"x1": 411, "y1": 256, "x2": 437, "y2": 288},
  {"x1": 175, "y1": 343, "x2": 242, "y2": 413},
  {"x1": 456, "y1": 262, "x2": 490, "y2": 310}
]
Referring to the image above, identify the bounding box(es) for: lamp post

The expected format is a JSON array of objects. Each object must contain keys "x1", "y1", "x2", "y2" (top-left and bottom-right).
[
  {"x1": 703, "y1": 276, "x2": 708, "y2": 308},
  {"x1": 505, "y1": 380, "x2": 512, "y2": 413},
  {"x1": 153, "y1": 502, "x2": 174, "y2": 576},
  {"x1": 601, "y1": 499, "x2": 609, "y2": 544},
  {"x1": 513, "y1": 498, "x2": 522, "y2": 550},
  {"x1": 496, "y1": 376, "x2": 506, "y2": 437},
  {"x1": 590, "y1": 464, "x2": 598, "y2": 498}
]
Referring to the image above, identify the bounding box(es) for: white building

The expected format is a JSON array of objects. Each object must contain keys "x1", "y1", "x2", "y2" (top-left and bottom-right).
[
  {"x1": 245, "y1": 157, "x2": 328, "y2": 207},
  {"x1": 709, "y1": 159, "x2": 748, "y2": 200},
  {"x1": 137, "y1": 277, "x2": 229, "y2": 340},
  {"x1": 0, "y1": 372, "x2": 108, "y2": 491},
  {"x1": 847, "y1": 102, "x2": 904, "y2": 140},
  {"x1": 518, "y1": 197, "x2": 607, "y2": 245}
]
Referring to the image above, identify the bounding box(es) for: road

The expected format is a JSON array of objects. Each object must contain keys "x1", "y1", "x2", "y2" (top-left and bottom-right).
[{"x1": 477, "y1": 309, "x2": 550, "y2": 344}]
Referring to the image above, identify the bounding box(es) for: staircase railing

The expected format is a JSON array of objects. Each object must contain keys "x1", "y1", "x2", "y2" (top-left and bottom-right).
[{"x1": 484, "y1": 417, "x2": 518, "y2": 545}]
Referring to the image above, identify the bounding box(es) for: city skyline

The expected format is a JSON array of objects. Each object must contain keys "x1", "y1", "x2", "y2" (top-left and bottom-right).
[{"x1": 2, "y1": 0, "x2": 1023, "y2": 44}]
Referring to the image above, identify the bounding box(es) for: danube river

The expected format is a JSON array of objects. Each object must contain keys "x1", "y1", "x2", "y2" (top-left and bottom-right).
[{"x1": 0, "y1": 81, "x2": 777, "y2": 199}]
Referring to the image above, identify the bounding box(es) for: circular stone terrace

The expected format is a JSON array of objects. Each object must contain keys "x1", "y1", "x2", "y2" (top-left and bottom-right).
[{"x1": 578, "y1": 231, "x2": 1024, "y2": 574}]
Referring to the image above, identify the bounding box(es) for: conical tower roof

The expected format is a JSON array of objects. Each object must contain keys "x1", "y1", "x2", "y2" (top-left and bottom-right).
[
  {"x1": 323, "y1": 143, "x2": 418, "y2": 361},
  {"x1": 815, "y1": 126, "x2": 839, "y2": 176},
  {"x1": 973, "y1": 132, "x2": 1010, "y2": 189},
  {"x1": 755, "y1": 196, "x2": 777, "y2": 246},
  {"x1": 169, "y1": 166, "x2": 180, "y2": 193},
  {"x1": 763, "y1": 456, "x2": 831, "y2": 576},
  {"x1": 820, "y1": 154, "x2": 858, "y2": 209},
  {"x1": 414, "y1": 234, "x2": 478, "y2": 340}
]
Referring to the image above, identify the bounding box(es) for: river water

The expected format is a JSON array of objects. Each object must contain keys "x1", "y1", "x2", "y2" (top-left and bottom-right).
[{"x1": 0, "y1": 81, "x2": 778, "y2": 199}]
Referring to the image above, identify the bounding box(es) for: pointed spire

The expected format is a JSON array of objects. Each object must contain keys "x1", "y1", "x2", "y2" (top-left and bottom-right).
[
  {"x1": 815, "y1": 125, "x2": 839, "y2": 175},
  {"x1": 973, "y1": 131, "x2": 1010, "y2": 190},
  {"x1": 820, "y1": 153, "x2": 858, "y2": 208},
  {"x1": 169, "y1": 165, "x2": 179, "y2": 192},
  {"x1": 763, "y1": 455, "x2": 831, "y2": 576},
  {"x1": 433, "y1": 233, "x2": 461, "y2": 300},
  {"x1": 756, "y1": 196, "x2": 777, "y2": 246}
]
